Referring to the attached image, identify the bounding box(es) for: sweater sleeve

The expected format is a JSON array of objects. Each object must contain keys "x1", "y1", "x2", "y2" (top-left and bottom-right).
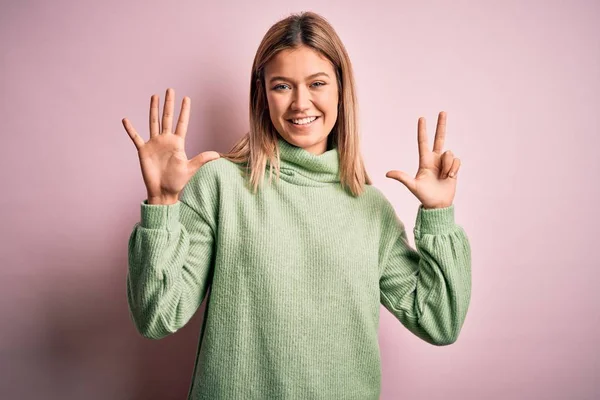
[
  {"x1": 126, "y1": 168, "x2": 218, "y2": 340},
  {"x1": 379, "y1": 203, "x2": 472, "y2": 346}
]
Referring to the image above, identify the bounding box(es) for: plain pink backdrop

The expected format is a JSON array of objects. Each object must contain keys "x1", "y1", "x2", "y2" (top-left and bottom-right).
[{"x1": 1, "y1": 0, "x2": 598, "y2": 399}]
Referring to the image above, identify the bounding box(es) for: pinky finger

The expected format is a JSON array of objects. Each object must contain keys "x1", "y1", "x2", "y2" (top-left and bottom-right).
[
  {"x1": 448, "y1": 158, "x2": 461, "y2": 178},
  {"x1": 122, "y1": 118, "x2": 145, "y2": 150}
]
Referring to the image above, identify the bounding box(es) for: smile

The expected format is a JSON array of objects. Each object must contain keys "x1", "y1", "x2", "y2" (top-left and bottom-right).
[{"x1": 287, "y1": 116, "x2": 320, "y2": 126}]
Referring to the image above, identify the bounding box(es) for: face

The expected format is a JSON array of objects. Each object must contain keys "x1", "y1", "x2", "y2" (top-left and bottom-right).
[{"x1": 263, "y1": 45, "x2": 339, "y2": 155}]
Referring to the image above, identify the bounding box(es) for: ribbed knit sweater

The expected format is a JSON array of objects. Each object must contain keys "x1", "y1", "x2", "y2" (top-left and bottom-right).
[{"x1": 126, "y1": 137, "x2": 472, "y2": 400}]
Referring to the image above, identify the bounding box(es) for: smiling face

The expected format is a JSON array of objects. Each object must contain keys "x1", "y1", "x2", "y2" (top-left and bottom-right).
[{"x1": 263, "y1": 45, "x2": 339, "y2": 155}]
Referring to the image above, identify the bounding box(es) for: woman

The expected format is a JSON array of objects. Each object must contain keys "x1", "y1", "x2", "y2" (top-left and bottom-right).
[{"x1": 122, "y1": 11, "x2": 471, "y2": 400}]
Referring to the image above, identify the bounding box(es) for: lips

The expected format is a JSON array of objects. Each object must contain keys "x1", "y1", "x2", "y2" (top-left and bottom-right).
[
  {"x1": 287, "y1": 116, "x2": 320, "y2": 125},
  {"x1": 288, "y1": 116, "x2": 318, "y2": 119}
]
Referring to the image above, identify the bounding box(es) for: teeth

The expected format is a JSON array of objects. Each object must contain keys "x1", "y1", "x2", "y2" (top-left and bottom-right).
[{"x1": 291, "y1": 116, "x2": 317, "y2": 125}]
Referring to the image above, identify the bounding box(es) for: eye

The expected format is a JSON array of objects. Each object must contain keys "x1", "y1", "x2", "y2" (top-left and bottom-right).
[
  {"x1": 272, "y1": 84, "x2": 290, "y2": 91},
  {"x1": 312, "y1": 81, "x2": 326, "y2": 88}
]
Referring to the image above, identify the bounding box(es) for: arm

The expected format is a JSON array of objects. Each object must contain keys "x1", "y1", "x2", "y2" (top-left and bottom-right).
[
  {"x1": 379, "y1": 203, "x2": 471, "y2": 346},
  {"x1": 126, "y1": 170, "x2": 217, "y2": 340}
]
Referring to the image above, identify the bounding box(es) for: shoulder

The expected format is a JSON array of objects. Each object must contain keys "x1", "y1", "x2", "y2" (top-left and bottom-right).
[
  {"x1": 359, "y1": 184, "x2": 405, "y2": 231},
  {"x1": 187, "y1": 157, "x2": 245, "y2": 190},
  {"x1": 192, "y1": 157, "x2": 243, "y2": 180},
  {"x1": 181, "y1": 157, "x2": 244, "y2": 213},
  {"x1": 360, "y1": 184, "x2": 396, "y2": 214}
]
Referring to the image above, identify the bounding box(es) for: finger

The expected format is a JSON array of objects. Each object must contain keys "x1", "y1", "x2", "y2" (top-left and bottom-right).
[
  {"x1": 149, "y1": 94, "x2": 160, "y2": 138},
  {"x1": 417, "y1": 117, "x2": 429, "y2": 165},
  {"x1": 122, "y1": 118, "x2": 145, "y2": 150},
  {"x1": 386, "y1": 170, "x2": 417, "y2": 193},
  {"x1": 440, "y1": 150, "x2": 454, "y2": 178},
  {"x1": 162, "y1": 88, "x2": 175, "y2": 134},
  {"x1": 175, "y1": 96, "x2": 191, "y2": 138},
  {"x1": 189, "y1": 151, "x2": 221, "y2": 172},
  {"x1": 433, "y1": 111, "x2": 447, "y2": 154},
  {"x1": 448, "y1": 158, "x2": 461, "y2": 178}
]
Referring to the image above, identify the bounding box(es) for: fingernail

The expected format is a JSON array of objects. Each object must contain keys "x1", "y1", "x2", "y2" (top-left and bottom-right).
[{"x1": 449, "y1": 172, "x2": 455, "y2": 177}]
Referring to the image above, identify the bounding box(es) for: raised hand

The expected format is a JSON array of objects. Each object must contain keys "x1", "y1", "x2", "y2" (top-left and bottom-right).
[
  {"x1": 385, "y1": 111, "x2": 461, "y2": 209},
  {"x1": 122, "y1": 88, "x2": 220, "y2": 205}
]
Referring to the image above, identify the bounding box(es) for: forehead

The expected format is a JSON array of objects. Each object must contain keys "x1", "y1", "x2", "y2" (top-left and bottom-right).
[{"x1": 264, "y1": 46, "x2": 334, "y2": 78}]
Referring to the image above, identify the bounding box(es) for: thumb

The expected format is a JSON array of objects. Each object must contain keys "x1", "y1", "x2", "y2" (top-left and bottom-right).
[
  {"x1": 386, "y1": 170, "x2": 416, "y2": 192},
  {"x1": 189, "y1": 151, "x2": 221, "y2": 173}
]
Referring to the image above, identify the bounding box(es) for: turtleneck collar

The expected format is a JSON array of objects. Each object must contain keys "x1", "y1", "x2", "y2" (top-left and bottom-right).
[{"x1": 274, "y1": 136, "x2": 340, "y2": 186}]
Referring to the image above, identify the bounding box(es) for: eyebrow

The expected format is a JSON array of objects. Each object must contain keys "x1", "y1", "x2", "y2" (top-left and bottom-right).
[{"x1": 268, "y1": 72, "x2": 330, "y2": 84}]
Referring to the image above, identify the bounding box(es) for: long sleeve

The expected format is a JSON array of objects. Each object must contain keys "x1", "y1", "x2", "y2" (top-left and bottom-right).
[
  {"x1": 126, "y1": 169, "x2": 218, "y2": 340},
  {"x1": 379, "y1": 203, "x2": 472, "y2": 346}
]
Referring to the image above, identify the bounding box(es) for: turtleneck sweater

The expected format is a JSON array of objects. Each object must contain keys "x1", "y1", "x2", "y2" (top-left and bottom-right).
[{"x1": 126, "y1": 137, "x2": 472, "y2": 400}]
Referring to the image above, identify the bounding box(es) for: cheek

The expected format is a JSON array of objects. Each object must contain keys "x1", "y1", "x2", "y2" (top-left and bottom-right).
[
  {"x1": 319, "y1": 91, "x2": 339, "y2": 127},
  {"x1": 264, "y1": 96, "x2": 278, "y2": 123},
  {"x1": 320, "y1": 90, "x2": 338, "y2": 110},
  {"x1": 266, "y1": 95, "x2": 287, "y2": 119}
]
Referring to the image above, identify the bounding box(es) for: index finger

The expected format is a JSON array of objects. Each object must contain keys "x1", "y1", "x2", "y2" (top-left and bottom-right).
[{"x1": 418, "y1": 117, "x2": 429, "y2": 162}]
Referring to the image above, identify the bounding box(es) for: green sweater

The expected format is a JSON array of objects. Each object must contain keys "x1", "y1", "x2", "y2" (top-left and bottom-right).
[{"x1": 127, "y1": 137, "x2": 472, "y2": 400}]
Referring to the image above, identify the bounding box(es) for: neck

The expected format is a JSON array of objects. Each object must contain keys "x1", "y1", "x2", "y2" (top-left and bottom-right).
[{"x1": 272, "y1": 136, "x2": 340, "y2": 186}]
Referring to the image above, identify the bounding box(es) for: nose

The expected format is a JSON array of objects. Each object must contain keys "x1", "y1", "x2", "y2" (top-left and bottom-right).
[{"x1": 291, "y1": 85, "x2": 311, "y2": 111}]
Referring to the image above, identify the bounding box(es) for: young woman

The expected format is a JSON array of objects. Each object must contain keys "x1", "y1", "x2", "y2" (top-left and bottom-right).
[{"x1": 122, "y1": 11, "x2": 471, "y2": 400}]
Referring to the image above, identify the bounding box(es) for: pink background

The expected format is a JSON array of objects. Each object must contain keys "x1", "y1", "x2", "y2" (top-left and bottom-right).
[{"x1": 2, "y1": 0, "x2": 598, "y2": 399}]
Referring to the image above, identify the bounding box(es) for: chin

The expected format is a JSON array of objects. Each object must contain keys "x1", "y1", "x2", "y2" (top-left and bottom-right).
[{"x1": 281, "y1": 133, "x2": 319, "y2": 146}]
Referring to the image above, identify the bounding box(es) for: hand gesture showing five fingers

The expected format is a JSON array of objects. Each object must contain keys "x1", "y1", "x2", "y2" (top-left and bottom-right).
[
  {"x1": 122, "y1": 88, "x2": 220, "y2": 205},
  {"x1": 386, "y1": 111, "x2": 461, "y2": 209}
]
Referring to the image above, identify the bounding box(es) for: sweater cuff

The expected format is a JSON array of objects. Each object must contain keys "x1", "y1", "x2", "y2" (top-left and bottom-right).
[
  {"x1": 414, "y1": 204, "x2": 456, "y2": 237},
  {"x1": 140, "y1": 200, "x2": 181, "y2": 231}
]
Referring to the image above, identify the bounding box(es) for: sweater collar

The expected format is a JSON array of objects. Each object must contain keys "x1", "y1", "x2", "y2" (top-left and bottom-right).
[{"x1": 275, "y1": 136, "x2": 340, "y2": 185}]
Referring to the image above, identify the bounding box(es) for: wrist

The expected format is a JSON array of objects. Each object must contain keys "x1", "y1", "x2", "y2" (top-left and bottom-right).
[
  {"x1": 421, "y1": 203, "x2": 453, "y2": 210},
  {"x1": 147, "y1": 194, "x2": 179, "y2": 205}
]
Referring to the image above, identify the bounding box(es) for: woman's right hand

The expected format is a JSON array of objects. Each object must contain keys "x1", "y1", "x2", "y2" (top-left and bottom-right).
[{"x1": 122, "y1": 88, "x2": 220, "y2": 205}]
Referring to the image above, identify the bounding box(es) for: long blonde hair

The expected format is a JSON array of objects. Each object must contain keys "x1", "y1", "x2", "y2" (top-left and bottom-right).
[{"x1": 220, "y1": 11, "x2": 372, "y2": 196}]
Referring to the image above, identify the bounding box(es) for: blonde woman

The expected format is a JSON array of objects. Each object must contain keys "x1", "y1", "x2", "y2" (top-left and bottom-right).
[{"x1": 123, "y1": 11, "x2": 471, "y2": 400}]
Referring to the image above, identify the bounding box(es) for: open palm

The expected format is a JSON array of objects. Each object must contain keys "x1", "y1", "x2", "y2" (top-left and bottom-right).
[
  {"x1": 386, "y1": 111, "x2": 461, "y2": 209},
  {"x1": 122, "y1": 88, "x2": 220, "y2": 204}
]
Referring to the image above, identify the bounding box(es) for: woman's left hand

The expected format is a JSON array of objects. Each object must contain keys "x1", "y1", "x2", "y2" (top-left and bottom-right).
[{"x1": 386, "y1": 111, "x2": 461, "y2": 209}]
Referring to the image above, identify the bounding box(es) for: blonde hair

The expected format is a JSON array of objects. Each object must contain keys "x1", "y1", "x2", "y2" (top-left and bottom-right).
[{"x1": 220, "y1": 11, "x2": 371, "y2": 196}]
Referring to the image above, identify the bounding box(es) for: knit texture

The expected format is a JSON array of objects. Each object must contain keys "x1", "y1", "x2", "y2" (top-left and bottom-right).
[{"x1": 126, "y1": 137, "x2": 472, "y2": 400}]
